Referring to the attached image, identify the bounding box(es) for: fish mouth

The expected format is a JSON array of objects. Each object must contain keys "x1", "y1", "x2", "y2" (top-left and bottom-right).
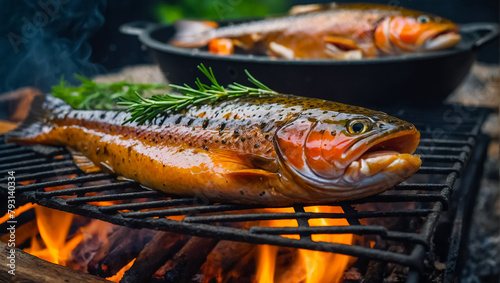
[
  {"x1": 422, "y1": 29, "x2": 461, "y2": 51},
  {"x1": 360, "y1": 129, "x2": 420, "y2": 157},
  {"x1": 343, "y1": 129, "x2": 422, "y2": 191}
]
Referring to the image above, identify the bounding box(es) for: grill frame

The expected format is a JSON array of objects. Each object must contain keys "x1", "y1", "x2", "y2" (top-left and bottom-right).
[{"x1": 0, "y1": 104, "x2": 491, "y2": 281}]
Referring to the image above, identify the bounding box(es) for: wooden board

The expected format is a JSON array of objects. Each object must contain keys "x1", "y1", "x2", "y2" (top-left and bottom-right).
[{"x1": 0, "y1": 241, "x2": 110, "y2": 283}]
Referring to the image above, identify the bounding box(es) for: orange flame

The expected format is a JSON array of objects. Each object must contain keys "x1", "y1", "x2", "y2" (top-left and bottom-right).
[
  {"x1": 24, "y1": 206, "x2": 82, "y2": 265},
  {"x1": 106, "y1": 258, "x2": 136, "y2": 282},
  {"x1": 21, "y1": 204, "x2": 136, "y2": 281},
  {"x1": 0, "y1": 203, "x2": 36, "y2": 224},
  {"x1": 255, "y1": 245, "x2": 279, "y2": 282},
  {"x1": 254, "y1": 206, "x2": 354, "y2": 283},
  {"x1": 300, "y1": 206, "x2": 354, "y2": 283}
]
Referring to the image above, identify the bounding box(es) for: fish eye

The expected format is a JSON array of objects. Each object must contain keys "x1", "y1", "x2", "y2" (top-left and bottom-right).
[
  {"x1": 347, "y1": 120, "x2": 370, "y2": 134},
  {"x1": 417, "y1": 15, "x2": 430, "y2": 23}
]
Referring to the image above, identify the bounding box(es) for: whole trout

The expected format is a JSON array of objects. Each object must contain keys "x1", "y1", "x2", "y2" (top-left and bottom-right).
[
  {"x1": 7, "y1": 94, "x2": 421, "y2": 205},
  {"x1": 171, "y1": 3, "x2": 460, "y2": 59}
]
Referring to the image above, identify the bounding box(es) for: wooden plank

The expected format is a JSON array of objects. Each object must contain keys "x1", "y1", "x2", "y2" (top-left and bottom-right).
[{"x1": 0, "y1": 241, "x2": 110, "y2": 283}]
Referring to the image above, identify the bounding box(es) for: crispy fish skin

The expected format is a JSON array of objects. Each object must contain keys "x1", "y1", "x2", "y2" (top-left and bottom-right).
[
  {"x1": 171, "y1": 3, "x2": 460, "y2": 59},
  {"x1": 7, "y1": 94, "x2": 421, "y2": 205}
]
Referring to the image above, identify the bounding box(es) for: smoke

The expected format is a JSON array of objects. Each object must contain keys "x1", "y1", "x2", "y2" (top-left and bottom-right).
[{"x1": 0, "y1": 0, "x2": 106, "y2": 93}]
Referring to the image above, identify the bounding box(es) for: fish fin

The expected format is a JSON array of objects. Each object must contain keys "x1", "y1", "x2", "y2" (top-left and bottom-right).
[
  {"x1": 209, "y1": 149, "x2": 279, "y2": 173},
  {"x1": 231, "y1": 34, "x2": 262, "y2": 50},
  {"x1": 170, "y1": 20, "x2": 217, "y2": 48},
  {"x1": 5, "y1": 94, "x2": 71, "y2": 143},
  {"x1": 67, "y1": 147, "x2": 117, "y2": 174},
  {"x1": 98, "y1": 161, "x2": 115, "y2": 174},
  {"x1": 288, "y1": 3, "x2": 337, "y2": 15},
  {"x1": 207, "y1": 149, "x2": 253, "y2": 168},
  {"x1": 323, "y1": 36, "x2": 359, "y2": 51},
  {"x1": 116, "y1": 176, "x2": 135, "y2": 182},
  {"x1": 268, "y1": 42, "x2": 295, "y2": 59},
  {"x1": 248, "y1": 155, "x2": 280, "y2": 172},
  {"x1": 324, "y1": 36, "x2": 362, "y2": 59},
  {"x1": 66, "y1": 147, "x2": 102, "y2": 173},
  {"x1": 226, "y1": 169, "x2": 276, "y2": 178}
]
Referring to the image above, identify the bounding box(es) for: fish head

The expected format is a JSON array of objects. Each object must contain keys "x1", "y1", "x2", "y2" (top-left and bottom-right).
[
  {"x1": 274, "y1": 109, "x2": 421, "y2": 198},
  {"x1": 375, "y1": 14, "x2": 460, "y2": 53}
]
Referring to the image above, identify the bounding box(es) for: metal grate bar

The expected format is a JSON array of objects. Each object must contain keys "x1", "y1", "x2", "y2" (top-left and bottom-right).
[
  {"x1": 419, "y1": 131, "x2": 477, "y2": 138},
  {"x1": 0, "y1": 167, "x2": 81, "y2": 183},
  {"x1": 339, "y1": 193, "x2": 449, "y2": 204},
  {"x1": 419, "y1": 154, "x2": 466, "y2": 163},
  {"x1": 15, "y1": 173, "x2": 113, "y2": 191},
  {"x1": 65, "y1": 190, "x2": 167, "y2": 204},
  {"x1": 0, "y1": 152, "x2": 37, "y2": 163},
  {"x1": 0, "y1": 143, "x2": 18, "y2": 150},
  {"x1": 417, "y1": 165, "x2": 462, "y2": 174},
  {"x1": 419, "y1": 139, "x2": 473, "y2": 146},
  {"x1": 340, "y1": 204, "x2": 362, "y2": 227},
  {"x1": 182, "y1": 209, "x2": 434, "y2": 223},
  {"x1": 0, "y1": 160, "x2": 75, "y2": 175},
  {"x1": 250, "y1": 225, "x2": 429, "y2": 248},
  {"x1": 249, "y1": 226, "x2": 429, "y2": 247},
  {"x1": 0, "y1": 147, "x2": 33, "y2": 156},
  {"x1": 98, "y1": 198, "x2": 200, "y2": 213},
  {"x1": 0, "y1": 157, "x2": 69, "y2": 171},
  {"x1": 122, "y1": 204, "x2": 261, "y2": 218},
  {"x1": 416, "y1": 146, "x2": 469, "y2": 152},
  {"x1": 250, "y1": 225, "x2": 386, "y2": 235},
  {"x1": 293, "y1": 205, "x2": 313, "y2": 241},
  {"x1": 36, "y1": 181, "x2": 138, "y2": 197},
  {"x1": 393, "y1": 183, "x2": 449, "y2": 191}
]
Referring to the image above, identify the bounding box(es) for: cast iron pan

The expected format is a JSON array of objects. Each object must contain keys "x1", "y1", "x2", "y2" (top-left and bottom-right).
[{"x1": 121, "y1": 20, "x2": 498, "y2": 107}]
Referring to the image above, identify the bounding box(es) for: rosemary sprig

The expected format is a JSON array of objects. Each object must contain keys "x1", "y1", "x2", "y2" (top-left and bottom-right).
[
  {"x1": 119, "y1": 64, "x2": 276, "y2": 125},
  {"x1": 51, "y1": 75, "x2": 166, "y2": 110}
]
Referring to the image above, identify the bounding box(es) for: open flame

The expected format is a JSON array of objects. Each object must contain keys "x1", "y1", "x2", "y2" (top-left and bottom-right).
[
  {"x1": 24, "y1": 205, "x2": 82, "y2": 265},
  {"x1": 0, "y1": 203, "x2": 133, "y2": 282},
  {"x1": 256, "y1": 244, "x2": 279, "y2": 282},
  {"x1": 254, "y1": 206, "x2": 355, "y2": 283},
  {"x1": 2, "y1": 202, "x2": 357, "y2": 282},
  {"x1": 0, "y1": 202, "x2": 35, "y2": 223}
]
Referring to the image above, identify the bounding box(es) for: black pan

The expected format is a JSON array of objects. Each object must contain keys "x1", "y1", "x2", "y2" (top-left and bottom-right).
[{"x1": 121, "y1": 20, "x2": 498, "y2": 107}]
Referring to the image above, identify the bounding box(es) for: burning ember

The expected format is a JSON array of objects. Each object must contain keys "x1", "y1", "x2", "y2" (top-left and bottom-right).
[{"x1": 1, "y1": 203, "x2": 357, "y2": 282}]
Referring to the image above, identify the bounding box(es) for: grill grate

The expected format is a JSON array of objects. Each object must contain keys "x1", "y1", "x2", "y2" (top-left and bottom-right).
[{"x1": 0, "y1": 105, "x2": 491, "y2": 279}]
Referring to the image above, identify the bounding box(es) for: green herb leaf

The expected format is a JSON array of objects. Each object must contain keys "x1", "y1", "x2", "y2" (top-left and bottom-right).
[
  {"x1": 119, "y1": 64, "x2": 276, "y2": 125},
  {"x1": 51, "y1": 75, "x2": 166, "y2": 110}
]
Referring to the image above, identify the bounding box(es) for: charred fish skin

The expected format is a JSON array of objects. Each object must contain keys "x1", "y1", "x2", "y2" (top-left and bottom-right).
[
  {"x1": 7, "y1": 94, "x2": 421, "y2": 205},
  {"x1": 172, "y1": 3, "x2": 460, "y2": 59}
]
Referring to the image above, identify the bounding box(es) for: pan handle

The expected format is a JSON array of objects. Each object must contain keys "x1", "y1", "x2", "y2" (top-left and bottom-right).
[
  {"x1": 119, "y1": 21, "x2": 157, "y2": 36},
  {"x1": 460, "y1": 22, "x2": 499, "y2": 49}
]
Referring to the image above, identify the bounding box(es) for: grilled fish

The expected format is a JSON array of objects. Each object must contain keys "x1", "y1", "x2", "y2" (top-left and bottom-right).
[
  {"x1": 171, "y1": 3, "x2": 460, "y2": 59},
  {"x1": 7, "y1": 94, "x2": 421, "y2": 205}
]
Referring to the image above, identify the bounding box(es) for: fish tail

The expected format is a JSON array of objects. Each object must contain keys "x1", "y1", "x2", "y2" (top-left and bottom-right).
[
  {"x1": 170, "y1": 20, "x2": 217, "y2": 48},
  {"x1": 6, "y1": 94, "x2": 70, "y2": 144}
]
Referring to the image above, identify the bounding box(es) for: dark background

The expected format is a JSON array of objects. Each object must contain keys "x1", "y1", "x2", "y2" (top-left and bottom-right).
[{"x1": 0, "y1": 0, "x2": 498, "y2": 94}]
